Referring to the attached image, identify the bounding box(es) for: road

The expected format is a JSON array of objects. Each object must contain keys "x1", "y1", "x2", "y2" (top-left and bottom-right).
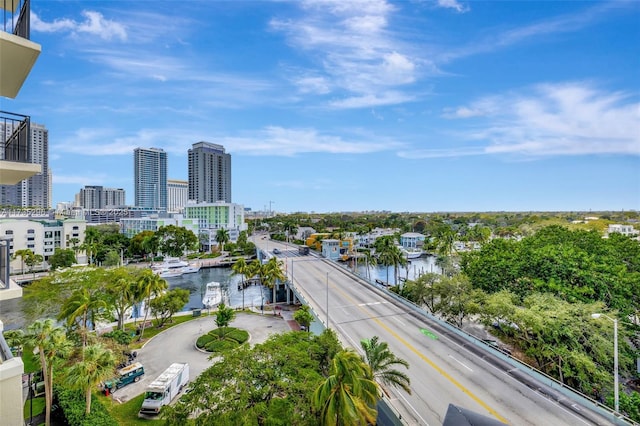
[
  {"x1": 109, "y1": 313, "x2": 292, "y2": 403},
  {"x1": 258, "y1": 239, "x2": 616, "y2": 426}
]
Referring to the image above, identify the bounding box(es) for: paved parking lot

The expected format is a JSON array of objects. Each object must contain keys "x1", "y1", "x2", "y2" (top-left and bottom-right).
[{"x1": 110, "y1": 312, "x2": 292, "y2": 403}]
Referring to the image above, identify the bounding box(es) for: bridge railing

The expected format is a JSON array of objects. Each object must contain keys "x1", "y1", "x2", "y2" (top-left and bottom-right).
[{"x1": 328, "y1": 260, "x2": 638, "y2": 426}]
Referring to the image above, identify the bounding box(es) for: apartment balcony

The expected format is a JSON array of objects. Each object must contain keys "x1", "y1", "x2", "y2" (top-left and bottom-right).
[
  {"x1": 0, "y1": 111, "x2": 40, "y2": 185},
  {"x1": 0, "y1": 237, "x2": 22, "y2": 300},
  {"x1": 0, "y1": 0, "x2": 41, "y2": 99}
]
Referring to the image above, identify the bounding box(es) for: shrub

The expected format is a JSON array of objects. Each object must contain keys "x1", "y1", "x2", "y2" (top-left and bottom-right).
[
  {"x1": 196, "y1": 334, "x2": 214, "y2": 349},
  {"x1": 226, "y1": 329, "x2": 249, "y2": 344},
  {"x1": 205, "y1": 340, "x2": 237, "y2": 353},
  {"x1": 55, "y1": 388, "x2": 118, "y2": 426},
  {"x1": 102, "y1": 330, "x2": 133, "y2": 345}
]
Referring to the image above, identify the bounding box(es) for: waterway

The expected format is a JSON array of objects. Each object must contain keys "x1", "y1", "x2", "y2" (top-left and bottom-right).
[
  {"x1": 0, "y1": 266, "x2": 266, "y2": 331},
  {"x1": 165, "y1": 267, "x2": 266, "y2": 311},
  {"x1": 0, "y1": 255, "x2": 441, "y2": 330}
]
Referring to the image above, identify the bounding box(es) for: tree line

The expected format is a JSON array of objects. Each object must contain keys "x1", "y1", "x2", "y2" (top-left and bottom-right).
[{"x1": 395, "y1": 225, "x2": 640, "y2": 421}]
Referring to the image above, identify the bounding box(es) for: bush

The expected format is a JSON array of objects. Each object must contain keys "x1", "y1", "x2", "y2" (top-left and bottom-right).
[
  {"x1": 196, "y1": 334, "x2": 214, "y2": 349},
  {"x1": 226, "y1": 329, "x2": 249, "y2": 344},
  {"x1": 56, "y1": 388, "x2": 118, "y2": 426},
  {"x1": 102, "y1": 330, "x2": 133, "y2": 345},
  {"x1": 205, "y1": 340, "x2": 238, "y2": 353}
]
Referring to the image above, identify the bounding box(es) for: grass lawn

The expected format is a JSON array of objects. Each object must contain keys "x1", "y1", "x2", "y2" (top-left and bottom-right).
[
  {"x1": 97, "y1": 393, "x2": 156, "y2": 425},
  {"x1": 22, "y1": 345, "x2": 40, "y2": 373},
  {"x1": 23, "y1": 396, "x2": 45, "y2": 423}
]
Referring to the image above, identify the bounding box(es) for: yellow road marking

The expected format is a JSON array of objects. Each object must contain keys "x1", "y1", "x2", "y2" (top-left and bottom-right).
[{"x1": 334, "y1": 284, "x2": 509, "y2": 424}]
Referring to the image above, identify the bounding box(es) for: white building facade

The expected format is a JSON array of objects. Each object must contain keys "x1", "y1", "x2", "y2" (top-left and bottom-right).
[
  {"x1": 167, "y1": 179, "x2": 188, "y2": 213},
  {"x1": 184, "y1": 201, "x2": 246, "y2": 251}
]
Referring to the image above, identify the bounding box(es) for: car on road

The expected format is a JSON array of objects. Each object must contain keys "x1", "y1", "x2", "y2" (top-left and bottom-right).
[{"x1": 272, "y1": 248, "x2": 280, "y2": 254}]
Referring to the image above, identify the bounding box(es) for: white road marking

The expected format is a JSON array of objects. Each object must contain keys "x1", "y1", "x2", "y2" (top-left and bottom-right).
[{"x1": 448, "y1": 354, "x2": 473, "y2": 372}]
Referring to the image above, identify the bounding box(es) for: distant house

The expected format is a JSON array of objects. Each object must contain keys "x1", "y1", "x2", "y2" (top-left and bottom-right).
[
  {"x1": 606, "y1": 224, "x2": 639, "y2": 238},
  {"x1": 400, "y1": 232, "x2": 425, "y2": 249},
  {"x1": 321, "y1": 239, "x2": 342, "y2": 261}
]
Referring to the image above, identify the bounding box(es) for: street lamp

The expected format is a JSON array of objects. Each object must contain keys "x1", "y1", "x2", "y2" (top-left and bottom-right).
[{"x1": 591, "y1": 313, "x2": 619, "y2": 413}]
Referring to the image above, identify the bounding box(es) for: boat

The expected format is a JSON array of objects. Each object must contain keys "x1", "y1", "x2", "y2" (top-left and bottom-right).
[
  {"x1": 155, "y1": 268, "x2": 183, "y2": 278},
  {"x1": 401, "y1": 248, "x2": 423, "y2": 259},
  {"x1": 202, "y1": 281, "x2": 222, "y2": 308},
  {"x1": 182, "y1": 262, "x2": 201, "y2": 274},
  {"x1": 151, "y1": 257, "x2": 190, "y2": 278}
]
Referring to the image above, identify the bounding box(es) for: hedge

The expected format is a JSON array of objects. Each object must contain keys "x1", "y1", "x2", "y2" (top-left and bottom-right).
[
  {"x1": 55, "y1": 388, "x2": 118, "y2": 426},
  {"x1": 196, "y1": 334, "x2": 215, "y2": 349},
  {"x1": 204, "y1": 340, "x2": 238, "y2": 353}
]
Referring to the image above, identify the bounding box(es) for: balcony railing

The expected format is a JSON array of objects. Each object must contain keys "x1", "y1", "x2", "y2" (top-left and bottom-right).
[
  {"x1": 2, "y1": 0, "x2": 30, "y2": 39},
  {"x1": 1, "y1": 110, "x2": 30, "y2": 163}
]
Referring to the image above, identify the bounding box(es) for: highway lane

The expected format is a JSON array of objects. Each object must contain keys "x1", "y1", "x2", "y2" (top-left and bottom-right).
[{"x1": 258, "y1": 242, "x2": 615, "y2": 426}]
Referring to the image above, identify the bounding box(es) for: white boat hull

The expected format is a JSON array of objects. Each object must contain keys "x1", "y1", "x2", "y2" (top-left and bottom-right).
[{"x1": 202, "y1": 281, "x2": 222, "y2": 308}]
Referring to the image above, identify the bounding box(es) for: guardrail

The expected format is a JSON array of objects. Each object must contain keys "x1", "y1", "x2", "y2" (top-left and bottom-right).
[{"x1": 328, "y1": 260, "x2": 638, "y2": 426}]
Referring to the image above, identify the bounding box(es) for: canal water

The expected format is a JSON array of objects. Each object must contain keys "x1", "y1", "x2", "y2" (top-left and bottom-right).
[
  {"x1": 165, "y1": 267, "x2": 265, "y2": 311},
  {"x1": 0, "y1": 256, "x2": 441, "y2": 330}
]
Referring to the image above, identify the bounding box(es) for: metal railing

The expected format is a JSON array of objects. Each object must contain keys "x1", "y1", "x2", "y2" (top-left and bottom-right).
[
  {"x1": 1, "y1": 110, "x2": 31, "y2": 163},
  {"x1": 2, "y1": 0, "x2": 30, "y2": 38}
]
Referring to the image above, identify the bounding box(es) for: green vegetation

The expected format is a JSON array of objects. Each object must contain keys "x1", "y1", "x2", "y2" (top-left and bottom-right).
[
  {"x1": 196, "y1": 326, "x2": 249, "y2": 353},
  {"x1": 23, "y1": 396, "x2": 45, "y2": 423},
  {"x1": 97, "y1": 393, "x2": 149, "y2": 426},
  {"x1": 164, "y1": 329, "x2": 344, "y2": 424},
  {"x1": 393, "y1": 224, "x2": 640, "y2": 421}
]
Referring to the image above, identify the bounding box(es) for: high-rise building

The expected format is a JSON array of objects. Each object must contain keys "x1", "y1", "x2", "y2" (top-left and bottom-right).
[
  {"x1": 1, "y1": 1, "x2": 43, "y2": 422},
  {"x1": 0, "y1": 121, "x2": 49, "y2": 208},
  {"x1": 76, "y1": 185, "x2": 126, "y2": 209},
  {"x1": 188, "y1": 142, "x2": 231, "y2": 203},
  {"x1": 134, "y1": 147, "x2": 167, "y2": 210},
  {"x1": 167, "y1": 179, "x2": 188, "y2": 213}
]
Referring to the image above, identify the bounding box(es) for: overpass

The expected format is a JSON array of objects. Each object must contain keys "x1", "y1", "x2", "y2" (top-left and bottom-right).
[{"x1": 255, "y1": 239, "x2": 632, "y2": 426}]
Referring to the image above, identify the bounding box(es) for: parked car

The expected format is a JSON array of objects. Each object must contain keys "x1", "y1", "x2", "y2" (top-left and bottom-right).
[{"x1": 103, "y1": 362, "x2": 144, "y2": 394}]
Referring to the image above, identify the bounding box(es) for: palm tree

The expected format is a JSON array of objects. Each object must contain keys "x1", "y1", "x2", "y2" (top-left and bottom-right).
[
  {"x1": 216, "y1": 228, "x2": 230, "y2": 253},
  {"x1": 313, "y1": 349, "x2": 379, "y2": 425},
  {"x1": 65, "y1": 344, "x2": 117, "y2": 415},
  {"x1": 25, "y1": 319, "x2": 71, "y2": 426},
  {"x1": 26, "y1": 252, "x2": 43, "y2": 278},
  {"x1": 231, "y1": 257, "x2": 249, "y2": 310},
  {"x1": 360, "y1": 336, "x2": 411, "y2": 394},
  {"x1": 13, "y1": 248, "x2": 33, "y2": 275},
  {"x1": 259, "y1": 257, "x2": 286, "y2": 309},
  {"x1": 68, "y1": 237, "x2": 80, "y2": 263},
  {"x1": 136, "y1": 268, "x2": 168, "y2": 340},
  {"x1": 58, "y1": 287, "x2": 107, "y2": 348},
  {"x1": 376, "y1": 238, "x2": 406, "y2": 286},
  {"x1": 105, "y1": 267, "x2": 138, "y2": 330}
]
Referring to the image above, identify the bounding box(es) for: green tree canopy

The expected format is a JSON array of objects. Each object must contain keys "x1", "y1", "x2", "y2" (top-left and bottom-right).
[{"x1": 163, "y1": 330, "x2": 341, "y2": 425}]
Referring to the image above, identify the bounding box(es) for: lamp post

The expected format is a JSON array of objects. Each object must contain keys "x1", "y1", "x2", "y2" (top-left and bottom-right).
[{"x1": 591, "y1": 313, "x2": 618, "y2": 413}]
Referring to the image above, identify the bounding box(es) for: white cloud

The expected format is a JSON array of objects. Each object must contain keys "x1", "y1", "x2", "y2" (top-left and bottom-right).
[
  {"x1": 436, "y1": 0, "x2": 469, "y2": 13},
  {"x1": 32, "y1": 10, "x2": 127, "y2": 41},
  {"x1": 223, "y1": 126, "x2": 400, "y2": 156},
  {"x1": 53, "y1": 126, "x2": 400, "y2": 157},
  {"x1": 329, "y1": 92, "x2": 415, "y2": 109},
  {"x1": 271, "y1": 0, "x2": 421, "y2": 108},
  {"x1": 439, "y1": 2, "x2": 627, "y2": 63},
  {"x1": 439, "y1": 82, "x2": 640, "y2": 158}
]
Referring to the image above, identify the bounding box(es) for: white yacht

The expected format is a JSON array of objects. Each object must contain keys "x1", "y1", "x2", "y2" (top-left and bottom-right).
[
  {"x1": 401, "y1": 247, "x2": 423, "y2": 259},
  {"x1": 202, "y1": 281, "x2": 222, "y2": 308}
]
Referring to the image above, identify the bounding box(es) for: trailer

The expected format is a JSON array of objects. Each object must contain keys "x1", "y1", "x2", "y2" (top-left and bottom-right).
[{"x1": 139, "y1": 362, "x2": 189, "y2": 416}]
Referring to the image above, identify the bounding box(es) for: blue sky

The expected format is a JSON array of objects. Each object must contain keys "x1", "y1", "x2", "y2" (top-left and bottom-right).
[{"x1": 4, "y1": 0, "x2": 639, "y2": 213}]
